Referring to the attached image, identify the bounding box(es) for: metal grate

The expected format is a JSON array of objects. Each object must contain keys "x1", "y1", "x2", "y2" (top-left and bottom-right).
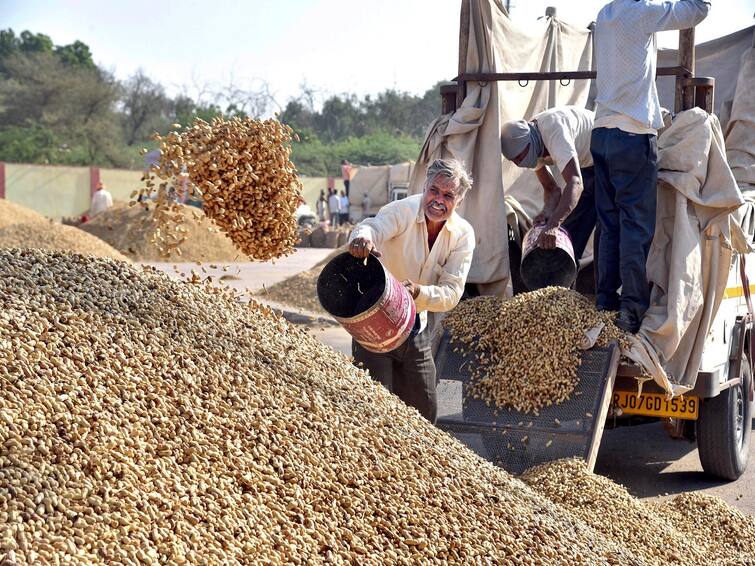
[{"x1": 435, "y1": 330, "x2": 618, "y2": 475}]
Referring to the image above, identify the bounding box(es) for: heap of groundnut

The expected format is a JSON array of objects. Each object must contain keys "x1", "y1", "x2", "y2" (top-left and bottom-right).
[
  {"x1": 1, "y1": 249, "x2": 753, "y2": 565},
  {"x1": 444, "y1": 288, "x2": 628, "y2": 414}
]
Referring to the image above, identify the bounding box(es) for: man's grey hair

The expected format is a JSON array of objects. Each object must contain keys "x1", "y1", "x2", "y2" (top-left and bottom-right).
[{"x1": 425, "y1": 158, "x2": 473, "y2": 198}]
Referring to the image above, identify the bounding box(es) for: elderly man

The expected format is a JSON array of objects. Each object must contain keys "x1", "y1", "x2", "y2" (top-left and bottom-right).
[
  {"x1": 348, "y1": 158, "x2": 475, "y2": 423},
  {"x1": 592, "y1": 0, "x2": 710, "y2": 333},
  {"x1": 500, "y1": 105, "x2": 596, "y2": 263}
]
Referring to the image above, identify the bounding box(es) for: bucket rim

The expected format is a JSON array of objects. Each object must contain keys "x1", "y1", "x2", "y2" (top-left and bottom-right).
[{"x1": 321, "y1": 253, "x2": 393, "y2": 324}]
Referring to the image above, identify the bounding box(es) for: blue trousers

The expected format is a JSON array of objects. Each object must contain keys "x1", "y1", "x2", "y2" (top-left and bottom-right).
[
  {"x1": 562, "y1": 166, "x2": 596, "y2": 266},
  {"x1": 590, "y1": 128, "x2": 657, "y2": 324}
]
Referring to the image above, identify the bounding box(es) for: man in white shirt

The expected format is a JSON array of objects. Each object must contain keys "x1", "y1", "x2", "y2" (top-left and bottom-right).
[
  {"x1": 348, "y1": 158, "x2": 475, "y2": 423},
  {"x1": 500, "y1": 106, "x2": 596, "y2": 265},
  {"x1": 339, "y1": 190, "x2": 350, "y2": 225},
  {"x1": 592, "y1": 0, "x2": 710, "y2": 333},
  {"x1": 90, "y1": 182, "x2": 113, "y2": 217},
  {"x1": 328, "y1": 189, "x2": 341, "y2": 227}
]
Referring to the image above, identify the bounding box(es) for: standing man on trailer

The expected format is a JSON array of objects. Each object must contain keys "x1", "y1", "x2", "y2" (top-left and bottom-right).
[
  {"x1": 500, "y1": 105, "x2": 597, "y2": 264},
  {"x1": 347, "y1": 159, "x2": 475, "y2": 424},
  {"x1": 592, "y1": 0, "x2": 710, "y2": 333}
]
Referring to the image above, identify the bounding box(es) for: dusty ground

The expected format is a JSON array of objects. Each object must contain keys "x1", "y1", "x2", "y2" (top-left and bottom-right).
[{"x1": 142, "y1": 249, "x2": 755, "y2": 516}]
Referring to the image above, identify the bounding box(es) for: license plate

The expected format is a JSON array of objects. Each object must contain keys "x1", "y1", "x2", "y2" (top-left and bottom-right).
[{"x1": 612, "y1": 391, "x2": 699, "y2": 420}]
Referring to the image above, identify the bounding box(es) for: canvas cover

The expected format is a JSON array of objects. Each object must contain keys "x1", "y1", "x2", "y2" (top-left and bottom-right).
[
  {"x1": 350, "y1": 166, "x2": 390, "y2": 216},
  {"x1": 726, "y1": 47, "x2": 755, "y2": 191},
  {"x1": 388, "y1": 162, "x2": 413, "y2": 189},
  {"x1": 625, "y1": 108, "x2": 748, "y2": 394},
  {"x1": 657, "y1": 26, "x2": 755, "y2": 120},
  {"x1": 409, "y1": 0, "x2": 592, "y2": 294},
  {"x1": 728, "y1": 47, "x2": 755, "y2": 244}
]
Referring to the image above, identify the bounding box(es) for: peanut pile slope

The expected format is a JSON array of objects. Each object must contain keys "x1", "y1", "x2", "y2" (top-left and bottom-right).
[
  {"x1": 652, "y1": 492, "x2": 755, "y2": 564},
  {"x1": 522, "y1": 459, "x2": 755, "y2": 566},
  {"x1": 0, "y1": 222, "x2": 129, "y2": 262},
  {"x1": 261, "y1": 267, "x2": 325, "y2": 314},
  {"x1": 139, "y1": 116, "x2": 301, "y2": 260},
  {"x1": 0, "y1": 199, "x2": 47, "y2": 228},
  {"x1": 79, "y1": 202, "x2": 241, "y2": 262},
  {"x1": 444, "y1": 288, "x2": 627, "y2": 414},
  {"x1": 1, "y1": 249, "x2": 645, "y2": 565}
]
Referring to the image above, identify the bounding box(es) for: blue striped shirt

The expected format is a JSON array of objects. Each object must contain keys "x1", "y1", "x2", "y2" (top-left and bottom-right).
[{"x1": 594, "y1": 0, "x2": 711, "y2": 130}]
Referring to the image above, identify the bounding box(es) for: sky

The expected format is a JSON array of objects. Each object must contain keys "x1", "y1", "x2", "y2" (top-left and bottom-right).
[{"x1": 3, "y1": 0, "x2": 754, "y2": 112}]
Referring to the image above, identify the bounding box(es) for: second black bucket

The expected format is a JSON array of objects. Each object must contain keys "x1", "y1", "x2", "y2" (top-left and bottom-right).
[{"x1": 520, "y1": 225, "x2": 577, "y2": 290}]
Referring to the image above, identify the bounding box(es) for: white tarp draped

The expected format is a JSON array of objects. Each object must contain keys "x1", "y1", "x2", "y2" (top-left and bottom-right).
[
  {"x1": 656, "y1": 25, "x2": 755, "y2": 120},
  {"x1": 409, "y1": 0, "x2": 592, "y2": 295},
  {"x1": 350, "y1": 163, "x2": 414, "y2": 218},
  {"x1": 626, "y1": 108, "x2": 748, "y2": 394},
  {"x1": 726, "y1": 47, "x2": 755, "y2": 191},
  {"x1": 727, "y1": 47, "x2": 755, "y2": 243}
]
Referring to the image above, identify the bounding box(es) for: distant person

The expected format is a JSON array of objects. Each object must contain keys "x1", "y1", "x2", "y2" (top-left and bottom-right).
[
  {"x1": 90, "y1": 181, "x2": 113, "y2": 217},
  {"x1": 316, "y1": 190, "x2": 327, "y2": 222},
  {"x1": 341, "y1": 159, "x2": 352, "y2": 196},
  {"x1": 328, "y1": 189, "x2": 341, "y2": 227},
  {"x1": 339, "y1": 190, "x2": 350, "y2": 225},
  {"x1": 362, "y1": 193, "x2": 372, "y2": 218}
]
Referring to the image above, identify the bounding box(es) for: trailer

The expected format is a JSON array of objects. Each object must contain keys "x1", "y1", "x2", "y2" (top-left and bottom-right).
[{"x1": 434, "y1": 2, "x2": 754, "y2": 481}]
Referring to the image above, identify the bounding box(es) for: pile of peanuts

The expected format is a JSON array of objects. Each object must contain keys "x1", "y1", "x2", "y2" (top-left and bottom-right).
[
  {"x1": 444, "y1": 288, "x2": 628, "y2": 414},
  {"x1": 135, "y1": 116, "x2": 302, "y2": 260},
  {"x1": 522, "y1": 458, "x2": 755, "y2": 566},
  {"x1": 0, "y1": 249, "x2": 749, "y2": 564}
]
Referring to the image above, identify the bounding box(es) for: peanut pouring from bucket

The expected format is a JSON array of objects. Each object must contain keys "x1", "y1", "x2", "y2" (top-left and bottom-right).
[
  {"x1": 317, "y1": 252, "x2": 416, "y2": 353},
  {"x1": 520, "y1": 225, "x2": 577, "y2": 291}
]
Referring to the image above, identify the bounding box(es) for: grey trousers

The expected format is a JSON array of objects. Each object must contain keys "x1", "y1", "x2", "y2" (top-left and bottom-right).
[{"x1": 352, "y1": 330, "x2": 437, "y2": 424}]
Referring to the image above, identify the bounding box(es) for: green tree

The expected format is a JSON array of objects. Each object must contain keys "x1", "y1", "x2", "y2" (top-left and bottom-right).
[
  {"x1": 55, "y1": 40, "x2": 95, "y2": 69},
  {"x1": 0, "y1": 51, "x2": 121, "y2": 165},
  {"x1": 18, "y1": 30, "x2": 53, "y2": 54},
  {"x1": 121, "y1": 69, "x2": 171, "y2": 145}
]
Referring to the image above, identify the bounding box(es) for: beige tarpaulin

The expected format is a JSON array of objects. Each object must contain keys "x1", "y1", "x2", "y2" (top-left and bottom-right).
[
  {"x1": 350, "y1": 166, "x2": 389, "y2": 214},
  {"x1": 350, "y1": 163, "x2": 414, "y2": 218},
  {"x1": 727, "y1": 47, "x2": 755, "y2": 241},
  {"x1": 626, "y1": 108, "x2": 748, "y2": 394},
  {"x1": 409, "y1": 0, "x2": 592, "y2": 295},
  {"x1": 726, "y1": 47, "x2": 755, "y2": 191},
  {"x1": 656, "y1": 26, "x2": 755, "y2": 120}
]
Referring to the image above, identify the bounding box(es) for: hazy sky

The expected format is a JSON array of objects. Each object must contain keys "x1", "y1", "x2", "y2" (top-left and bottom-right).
[{"x1": 4, "y1": 1, "x2": 753, "y2": 111}]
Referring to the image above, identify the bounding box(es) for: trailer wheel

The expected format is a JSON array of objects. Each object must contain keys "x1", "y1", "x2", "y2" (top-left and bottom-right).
[{"x1": 696, "y1": 356, "x2": 753, "y2": 480}]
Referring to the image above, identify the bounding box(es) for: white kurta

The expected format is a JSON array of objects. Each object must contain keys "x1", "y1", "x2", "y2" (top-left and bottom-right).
[
  {"x1": 90, "y1": 189, "x2": 113, "y2": 216},
  {"x1": 349, "y1": 194, "x2": 475, "y2": 330}
]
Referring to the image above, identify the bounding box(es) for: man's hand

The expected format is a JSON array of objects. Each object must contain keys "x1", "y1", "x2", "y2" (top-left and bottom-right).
[
  {"x1": 402, "y1": 279, "x2": 420, "y2": 299},
  {"x1": 349, "y1": 237, "x2": 381, "y2": 258},
  {"x1": 536, "y1": 226, "x2": 559, "y2": 250},
  {"x1": 533, "y1": 209, "x2": 549, "y2": 225}
]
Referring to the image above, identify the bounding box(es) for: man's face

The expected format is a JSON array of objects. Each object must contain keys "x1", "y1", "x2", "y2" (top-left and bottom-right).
[
  {"x1": 423, "y1": 174, "x2": 462, "y2": 223},
  {"x1": 512, "y1": 143, "x2": 530, "y2": 167}
]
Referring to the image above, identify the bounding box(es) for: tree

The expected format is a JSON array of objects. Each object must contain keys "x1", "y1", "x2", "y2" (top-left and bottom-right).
[
  {"x1": 121, "y1": 69, "x2": 170, "y2": 145},
  {"x1": 170, "y1": 95, "x2": 223, "y2": 127},
  {"x1": 18, "y1": 30, "x2": 53, "y2": 55},
  {"x1": 55, "y1": 40, "x2": 95, "y2": 69},
  {"x1": 0, "y1": 51, "x2": 121, "y2": 165},
  {"x1": 315, "y1": 94, "x2": 363, "y2": 142}
]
